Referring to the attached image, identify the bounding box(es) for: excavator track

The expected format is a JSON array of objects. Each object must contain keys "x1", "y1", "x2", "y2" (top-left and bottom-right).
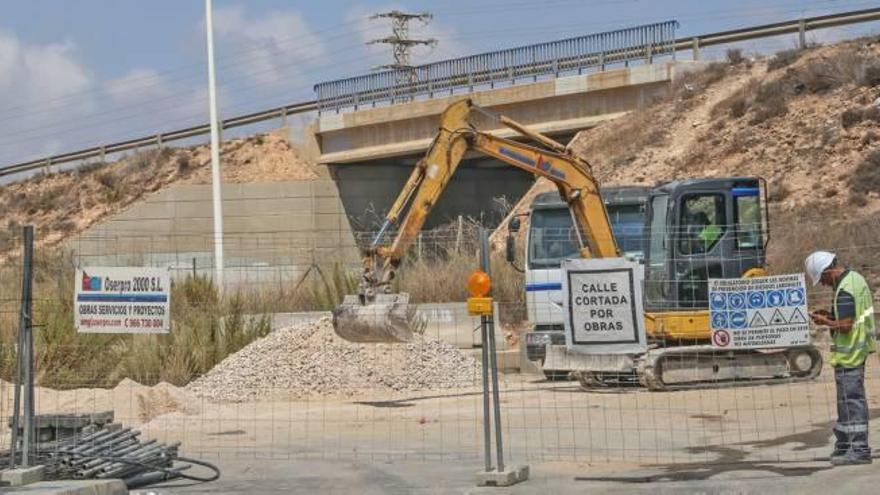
[{"x1": 574, "y1": 345, "x2": 822, "y2": 391}]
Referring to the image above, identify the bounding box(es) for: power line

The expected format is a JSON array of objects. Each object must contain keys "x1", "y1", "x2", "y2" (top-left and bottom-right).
[
  {"x1": 1, "y1": 2, "x2": 877, "y2": 162},
  {"x1": 0, "y1": 0, "x2": 868, "y2": 126}
]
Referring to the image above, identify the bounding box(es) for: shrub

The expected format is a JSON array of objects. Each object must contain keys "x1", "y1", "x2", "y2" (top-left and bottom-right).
[
  {"x1": 769, "y1": 182, "x2": 791, "y2": 203},
  {"x1": 726, "y1": 48, "x2": 745, "y2": 65},
  {"x1": 842, "y1": 107, "x2": 866, "y2": 128},
  {"x1": 53, "y1": 218, "x2": 76, "y2": 233},
  {"x1": 750, "y1": 96, "x2": 788, "y2": 125},
  {"x1": 729, "y1": 97, "x2": 748, "y2": 118},
  {"x1": 674, "y1": 62, "x2": 728, "y2": 101},
  {"x1": 749, "y1": 80, "x2": 790, "y2": 124},
  {"x1": 768, "y1": 48, "x2": 803, "y2": 71},
  {"x1": 176, "y1": 154, "x2": 191, "y2": 172},
  {"x1": 96, "y1": 169, "x2": 116, "y2": 189},
  {"x1": 849, "y1": 192, "x2": 869, "y2": 207},
  {"x1": 861, "y1": 62, "x2": 880, "y2": 87},
  {"x1": 796, "y1": 51, "x2": 878, "y2": 94},
  {"x1": 797, "y1": 58, "x2": 836, "y2": 93},
  {"x1": 850, "y1": 149, "x2": 880, "y2": 195},
  {"x1": 842, "y1": 107, "x2": 880, "y2": 129}
]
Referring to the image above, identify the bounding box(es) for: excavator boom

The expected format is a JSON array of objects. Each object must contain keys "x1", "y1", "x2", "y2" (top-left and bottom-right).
[{"x1": 332, "y1": 99, "x2": 619, "y2": 343}]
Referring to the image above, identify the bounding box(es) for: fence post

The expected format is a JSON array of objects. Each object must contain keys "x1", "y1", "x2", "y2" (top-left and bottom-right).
[
  {"x1": 798, "y1": 19, "x2": 807, "y2": 49},
  {"x1": 8, "y1": 229, "x2": 23, "y2": 467},
  {"x1": 692, "y1": 37, "x2": 701, "y2": 61},
  {"x1": 475, "y1": 226, "x2": 528, "y2": 487},
  {"x1": 18, "y1": 225, "x2": 35, "y2": 467}
]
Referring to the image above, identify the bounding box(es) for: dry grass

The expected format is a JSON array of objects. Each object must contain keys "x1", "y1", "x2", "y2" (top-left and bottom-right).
[
  {"x1": 793, "y1": 48, "x2": 880, "y2": 94},
  {"x1": 0, "y1": 223, "x2": 529, "y2": 388},
  {"x1": 769, "y1": 209, "x2": 880, "y2": 289},
  {"x1": 753, "y1": 79, "x2": 794, "y2": 123},
  {"x1": 712, "y1": 44, "x2": 879, "y2": 128},
  {"x1": 673, "y1": 62, "x2": 729, "y2": 102},
  {"x1": 710, "y1": 76, "x2": 793, "y2": 126},
  {"x1": 768, "y1": 48, "x2": 803, "y2": 71},
  {"x1": 0, "y1": 250, "x2": 272, "y2": 388},
  {"x1": 586, "y1": 108, "x2": 668, "y2": 169}
]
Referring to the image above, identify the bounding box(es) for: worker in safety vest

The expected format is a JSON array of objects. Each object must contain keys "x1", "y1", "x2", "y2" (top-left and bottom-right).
[{"x1": 806, "y1": 251, "x2": 876, "y2": 465}]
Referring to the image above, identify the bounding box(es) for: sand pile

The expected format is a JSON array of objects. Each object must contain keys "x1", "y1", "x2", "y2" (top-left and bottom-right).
[
  {"x1": 0, "y1": 378, "x2": 196, "y2": 428},
  {"x1": 186, "y1": 318, "x2": 480, "y2": 402}
]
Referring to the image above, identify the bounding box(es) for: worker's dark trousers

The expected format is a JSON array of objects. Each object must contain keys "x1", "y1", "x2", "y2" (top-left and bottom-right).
[{"x1": 834, "y1": 365, "x2": 871, "y2": 457}]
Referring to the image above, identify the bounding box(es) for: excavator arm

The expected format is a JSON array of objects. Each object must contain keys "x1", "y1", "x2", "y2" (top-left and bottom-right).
[{"x1": 333, "y1": 99, "x2": 619, "y2": 343}]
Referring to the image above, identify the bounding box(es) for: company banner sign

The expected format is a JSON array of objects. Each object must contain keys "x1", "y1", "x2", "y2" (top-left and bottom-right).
[{"x1": 75, "y1": 267, "x2": 171, "y2": 334}]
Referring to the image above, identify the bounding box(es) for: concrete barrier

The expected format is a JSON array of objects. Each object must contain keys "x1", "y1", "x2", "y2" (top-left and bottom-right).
[{"x1": 416, "y1": 302, "x2": 509, "y2": 351}]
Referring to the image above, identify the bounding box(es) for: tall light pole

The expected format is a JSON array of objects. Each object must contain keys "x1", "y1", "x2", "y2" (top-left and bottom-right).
[{"x1": 205, "y1": 0, "x2": 224, "y2": 290}]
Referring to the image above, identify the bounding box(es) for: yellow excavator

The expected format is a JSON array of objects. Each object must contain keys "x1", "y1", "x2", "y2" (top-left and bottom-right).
[{"x1": 332, "y1": 98, "x2": 821, "y2": 390}]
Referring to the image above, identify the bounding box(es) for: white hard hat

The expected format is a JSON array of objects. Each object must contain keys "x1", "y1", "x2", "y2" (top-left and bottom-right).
[{"x1": 804, "y1": 251, "x2": 836, "y2": 286}]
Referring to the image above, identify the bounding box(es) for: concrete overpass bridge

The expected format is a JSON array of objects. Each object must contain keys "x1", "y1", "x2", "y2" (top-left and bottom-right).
[{"x1": 307, "y1": 22, "x2": 684, "y2": 229}]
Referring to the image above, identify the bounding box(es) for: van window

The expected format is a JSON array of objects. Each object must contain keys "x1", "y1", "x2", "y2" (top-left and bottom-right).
[{"x1": 527, "y1": 209, "x2": 579, "y2": 269}]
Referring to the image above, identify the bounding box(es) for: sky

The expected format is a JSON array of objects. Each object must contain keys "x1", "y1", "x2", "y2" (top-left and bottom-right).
[{"x1": 0, "y1": 0, "x2": 878, "y2": 166}]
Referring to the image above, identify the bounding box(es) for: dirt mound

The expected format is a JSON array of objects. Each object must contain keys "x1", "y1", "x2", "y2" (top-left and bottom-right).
[
  {"x1": 186, "y1": 317, "x2": 480, "y2": 402},
  {"x1": 0, "y1": 128, "x2": 319, "y2": 254},
  {"x1": 186, "y1": 131, "x2": 319, "y2": 184},
  {"x1": 0, "y1": 378, "x2": 196, "y2": 428}
]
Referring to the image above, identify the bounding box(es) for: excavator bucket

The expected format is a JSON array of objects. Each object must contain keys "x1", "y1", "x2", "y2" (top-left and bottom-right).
[{"x1": 332, "y1": 293, "x2": 421, "y2": 343}]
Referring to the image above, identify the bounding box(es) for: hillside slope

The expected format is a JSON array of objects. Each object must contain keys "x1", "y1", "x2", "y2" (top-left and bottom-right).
[
  {"x1": 505, "y1": 38, "x2": 880, "y2": 279},
  {"x1": 0, "y1": 130, "x2": 319, "y2": 251}
]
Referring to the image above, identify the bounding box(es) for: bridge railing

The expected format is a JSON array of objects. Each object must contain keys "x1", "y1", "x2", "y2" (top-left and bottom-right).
[
  {"x1": 2, "y1": 8, "x2": 880, "y2": 178},
  {"x1": 313, "y1": 21, "x2": 679, "y2": 113}
]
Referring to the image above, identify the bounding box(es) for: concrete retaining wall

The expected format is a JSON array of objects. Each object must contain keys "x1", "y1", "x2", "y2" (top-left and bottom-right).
[{"x1": 69, "y1": 180, "x2": 361, "y2": 285}]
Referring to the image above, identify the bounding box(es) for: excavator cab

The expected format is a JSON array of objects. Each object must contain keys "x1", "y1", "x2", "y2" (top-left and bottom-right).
[{"x1": 643, "y1": 177, "x2": 768, "y2": 314}]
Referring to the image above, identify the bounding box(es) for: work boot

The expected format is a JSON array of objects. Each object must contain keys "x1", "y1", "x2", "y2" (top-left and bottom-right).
[
  {"x1": 830, "y1": 452, "x2": 872, "y2": 466},
  {"x1": 829, "y1": 449, "x2": 847, "y2": 462}
]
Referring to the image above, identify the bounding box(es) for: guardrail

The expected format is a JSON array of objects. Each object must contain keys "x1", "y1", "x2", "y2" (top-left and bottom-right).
[
  {"x1": 314, "y1": 21, "x2": 679, "y2": 112},
  {"x1": 2, "y1": 7, "x2": 879, "y2": 178}
]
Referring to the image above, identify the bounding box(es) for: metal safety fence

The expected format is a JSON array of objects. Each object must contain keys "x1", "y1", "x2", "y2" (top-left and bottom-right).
[
  {"x1": 0, "y1": 215, "x2": 878, "y2": 474},
  {"x1": 314, "y1": 21, "x2": 679, "y2": 112}
]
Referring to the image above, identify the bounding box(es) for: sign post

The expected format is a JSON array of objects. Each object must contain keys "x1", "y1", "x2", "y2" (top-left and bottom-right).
[
  {"x1": 709, "y1": 274, "x2": 809, "y2": 349},
  {"x1": 74, "y1": 267, "x2": 171, "y2": 334},
  {"x1": 562, "y1": 258, "x2": 647, "y2": 354}
]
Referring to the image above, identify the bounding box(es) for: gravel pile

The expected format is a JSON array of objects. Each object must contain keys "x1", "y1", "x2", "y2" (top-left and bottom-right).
[{"x1": 187, "y1": 318, "x2": 479, "y2": 402}]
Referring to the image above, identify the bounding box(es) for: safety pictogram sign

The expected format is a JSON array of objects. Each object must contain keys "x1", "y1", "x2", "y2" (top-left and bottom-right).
[{"x1": 708, "y1": 274, "x2": 810, "y2": 349}]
